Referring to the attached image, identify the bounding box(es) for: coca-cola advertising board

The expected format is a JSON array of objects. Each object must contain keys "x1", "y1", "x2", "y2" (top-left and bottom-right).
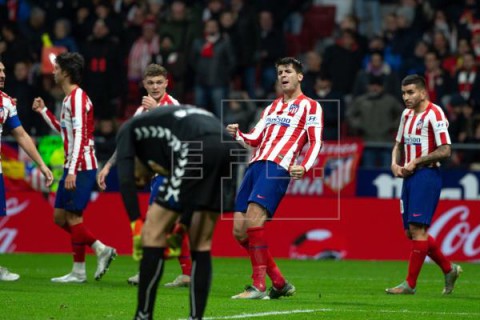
[{"x1": 2, "y1": 192, "x2": 479, "y2": 261}]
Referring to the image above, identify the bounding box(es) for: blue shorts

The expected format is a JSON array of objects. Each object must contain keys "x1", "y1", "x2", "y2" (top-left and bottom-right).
[
  {"x1": 149, "y1": 175, "x2": 165, "y2": 205},
  {"x1": 55, "y1": 169, "x2": 97, "y2": 213},
  {"x1": 401, "y1": 167, "x2": 442, "y2": 229},
  {"x1": 0, "y1": 175, "x2": 5, "y2": 216},
  {"x1": 234, "y1": 160, "x2": 291, "y2": 218}
]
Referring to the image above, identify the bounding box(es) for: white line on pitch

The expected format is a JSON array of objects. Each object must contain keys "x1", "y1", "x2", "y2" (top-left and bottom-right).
[{"x1": 177, "y1": 308, "x2": 480, "y2": 320}]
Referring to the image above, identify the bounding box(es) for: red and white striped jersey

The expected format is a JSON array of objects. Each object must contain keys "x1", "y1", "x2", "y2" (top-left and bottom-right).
[
  {"x1": 39, "y1": 87, "x2": 97, "y2": 174},
  {"x1": 236, "y1": 94, "x2": 323, "y2": 171},
  {"x1": 0, "y1": 91, "x2": 22, "y2": 174},
  {"x1": 395, "y1": 102, "x2": 451, "y2": 166},
  {"x1": 132, "y1": 93, "x2": 180, "y2": 116}
]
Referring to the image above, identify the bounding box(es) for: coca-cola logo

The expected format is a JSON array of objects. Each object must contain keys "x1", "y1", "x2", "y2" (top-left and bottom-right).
[{"x1": 429, "y1": 205, "x2": 480, "y2": 260}]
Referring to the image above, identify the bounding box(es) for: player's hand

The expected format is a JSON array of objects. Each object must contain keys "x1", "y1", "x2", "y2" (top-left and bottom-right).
[
  {"x1": 97, "y1": 165, "x2": 110, "y2": 191},
  {"x1": 289, "y1": 165, "x2": 305, "y2": 180},
  {"x1": 402, "y1": 160, "x2": 417, "y2": 178},
  {"x1": 226, "y1": 124, "x2": 239, "y2": 137},
  {"x1": 39, "y1": 164, "x2": 54, "y2": 188},
  {"x1": 142, "y1": 95, "x2": 158, "y2": 110},
  {"x1": 65, "y1": 174, "x2": 76, "y2": 191},
  {"x1": 32, "y1": 97, "x2": 45, "y2": 112},
  {"x1": 391, "y1": 163, "x2": 404, "y2": 177}
]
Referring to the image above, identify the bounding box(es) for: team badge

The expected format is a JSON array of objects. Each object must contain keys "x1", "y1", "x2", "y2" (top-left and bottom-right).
[
  {"x1": 288, "y1": 104, "x2": 299, "y2": 116},
  {"x1": 323, "y1": 156, "x2": 356, "y2": 191},
  {"x1": 416, "y1": 119, "x2": 424, "y2": 131}
]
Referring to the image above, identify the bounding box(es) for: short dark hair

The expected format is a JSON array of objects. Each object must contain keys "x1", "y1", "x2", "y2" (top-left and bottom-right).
[
  {"x1": 401, "y1": 74, "x2": 426, "y2": 90},
  {"x1": 143, "y1": 64, "x2": 168, "y2": 79},
  {"x1": 275, "y1": 57, "x2": 303, "y2": 74},
  {"x1": 55, "y1": 52, "x2": 84, "y2": 85}
]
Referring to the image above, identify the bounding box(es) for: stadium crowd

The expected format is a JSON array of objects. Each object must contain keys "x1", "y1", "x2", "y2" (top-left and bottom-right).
[{"x1": 0, "y1": 0, "x2": 480, "y2": 169}]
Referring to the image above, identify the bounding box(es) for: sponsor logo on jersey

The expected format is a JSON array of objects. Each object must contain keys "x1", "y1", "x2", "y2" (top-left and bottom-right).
[
  {"x1": 404, "y1": 135, "x2": 421, "y2": 145},
  {"x1": 436, "y1": 120, "x2": 449, "y2": 129},
  {"x1": 265, "y1": 116, "x2": 291, "y2": 127},
  {"x1": 306, "y1": 115, "x2": 319, "y2": 126}
]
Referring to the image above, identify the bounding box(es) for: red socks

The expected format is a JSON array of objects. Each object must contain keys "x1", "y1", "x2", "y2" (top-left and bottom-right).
[
  {"x1": 427, "y1": 235, "x2": 452, "y2": 274},
  {"x1": 247, "y1": 227, "x2": 268, "y2": 291},
  {"x1": 70, "y1": 223, "x2": 97, "y2": 262},
  {"x1": 238, "y1": 232, "x2": 286, "y2": 291},
  {"x1": 179, "y1": 232, "x2": 192, "y2": 276},
  {"x1": 406, "y1": 240, "x2": 428, "y2": 288}
]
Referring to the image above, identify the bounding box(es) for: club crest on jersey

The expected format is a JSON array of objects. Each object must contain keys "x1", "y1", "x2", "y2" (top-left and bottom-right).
[
  {"x1": 288, "y1": 104, "x2": 299, "y2": 116},
  {"x1": 416, "y1": 119, "x2": 424, "y2": 131}
]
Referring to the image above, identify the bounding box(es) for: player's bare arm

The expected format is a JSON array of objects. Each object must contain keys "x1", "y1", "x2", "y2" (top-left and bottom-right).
[
  {"x1": 391, "y1": 142, "x2": 405, "y2": 178},
  {"x1": 97, "y1": 151, "x2": 118, "y2": 191},
  {"x1": 405, "y1": 144, "x2": 451, "y2": 172},
  {"x1": 65, "y1": 174, "x2": 76, "y2": 191},
  {"x1": 11, "y1": 126, "x2": 53, "y2": 187}
]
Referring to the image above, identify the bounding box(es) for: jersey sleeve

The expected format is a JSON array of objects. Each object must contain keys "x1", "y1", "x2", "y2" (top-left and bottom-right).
[
  {"x1": 236, "y1": 106, "x2": 269, "y2": 147},
  {"x1": 430, "y1": 107, "x2": 451, "y2": 146},
  {"x1": 4, "y1": 100, "x2": 22, "y2": 130},
  {"x1": 300, "y1": 100, "x2": 323, "y2": 172},
  {"x1": 395, "y1": 109, "x2": 408, "y2": 144},
  {"x1": 116, "y1": 122, "x2": 142, "y2": 221},
  {"x1": 67, "y1": 91, "x2": 86, "y2": 174},
  {"x1": 40, "y1": 107, "x2": 61, "y2": 132}
]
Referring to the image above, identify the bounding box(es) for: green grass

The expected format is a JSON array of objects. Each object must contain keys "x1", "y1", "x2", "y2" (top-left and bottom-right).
[{"x1": 0, "y1": 254, "x2": 479, "y2": 319}]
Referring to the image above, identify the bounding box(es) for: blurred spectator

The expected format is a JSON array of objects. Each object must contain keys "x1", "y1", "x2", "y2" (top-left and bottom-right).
[
  {"x1": 442, "y1": 37, "x2": 472, "y2": 77},
  {"x1": 354, "y1": 0, "x2": 381, "y2": 37},
  {"x1": 152, "y1": 34, "x2": 186, "y2": 99},
  {"x1": 352, "y1": 50, "x2": 399, "y2": 99},
  {"x1": 52, "y1": 19, "x2": 78, "y2": 52},
  {"x1": 231, "y1": 0, "x2": 259, "y2": 99},
  {"x1": 310, "y1": 73, "x2": 345, "y2": 141},
  {"x1": 18, "y1": 6, "x2": 46, "y2": 62},
  {"x1": 362, "y1": 35, "x2": 402, "y2": 73},
  {"x1": 92, "y1": 0, "x2": 123, "y2": 41},
  {"x1": 82, "y1": 18, "x2": 122, "y2": 119},
  {"x1": 31, "y1": 0, "x2": 75, "y2": 29},
  {"x1": 301, "y1": 50, "x2": 322, "y2": 97},
  {"x1": 0, "y1": 22, "x2": 31, "y2": 77},
  {"x1": 471, "y1": 28, "x2": 480, "y2": 62},
  {"x1": 448, "y1": 94, "x2": 469, "y2": 143},
  {"x1": 223, "y1": 90, "x2": 257, "y2": 132},
  {"x1": 424, "y1": 50, "x2": 452, "y2": 106},
  {"x1": 454, "y1": 51, "x2": 480, "y2": 108},
  {"x1": 257, "y1": 10, "x2": 286, "y2": 98},
  {"x1": 322, "y1": 29, "x2": 363, "y2": 95},
  {"x1": 432, "y1": 30, "x2": 453, "y2": 67},
  {"x1": 202, "y1": 0, "x2": 224, "y2": 23},
  {"x1": 347, "y1": 75, "x2": 403, "y2": 168},
  {"x1": 4, "y1": 61, "x2": 48, "y2": 136},
  {"x1": 127, "y1": 18, "x2": 160, "y2": 102},
  {"x1": 190, "y1": 19, "x2": 235, "y2": 118},
  {"x1": 338, "y1": 14, "x2": 368, "y2": 56},
  {"x1": 94, "y1": 118, "x2": 118, "y2": 165},
  {"x1": 400, "y1": 39, "x2": 429, "y2": 77},
  {"x1": 160, "y1": 1, "x2": 198, "y2": 55}
]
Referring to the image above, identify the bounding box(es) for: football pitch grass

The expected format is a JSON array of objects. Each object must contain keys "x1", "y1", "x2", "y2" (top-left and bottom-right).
[{"x1": 0, "y1": 254, "x2": 479, "y2": 320}]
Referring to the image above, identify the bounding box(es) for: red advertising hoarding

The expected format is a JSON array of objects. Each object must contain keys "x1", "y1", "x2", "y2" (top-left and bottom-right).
[{"x1": 2, "y1": 192, "x2": 479, "y2": 262}]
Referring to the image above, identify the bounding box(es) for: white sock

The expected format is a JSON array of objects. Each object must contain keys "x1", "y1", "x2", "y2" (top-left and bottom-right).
[
  {"x1": 72, "y1": 262, "x2": 86, "y2": 275},
  {"x1": 91, "y1": 240, "x2": 106, "y2": 256}
]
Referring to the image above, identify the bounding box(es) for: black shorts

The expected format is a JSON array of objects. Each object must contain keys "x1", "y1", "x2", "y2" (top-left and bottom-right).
[{"x1": 154, "y1": 134, "x2": 237, "y2": 213}]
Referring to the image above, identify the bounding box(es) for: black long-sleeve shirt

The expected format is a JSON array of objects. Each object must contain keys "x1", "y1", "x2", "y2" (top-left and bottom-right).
[{"x1": 116, "y1": 105, "x2": 232, "y2": 219}]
